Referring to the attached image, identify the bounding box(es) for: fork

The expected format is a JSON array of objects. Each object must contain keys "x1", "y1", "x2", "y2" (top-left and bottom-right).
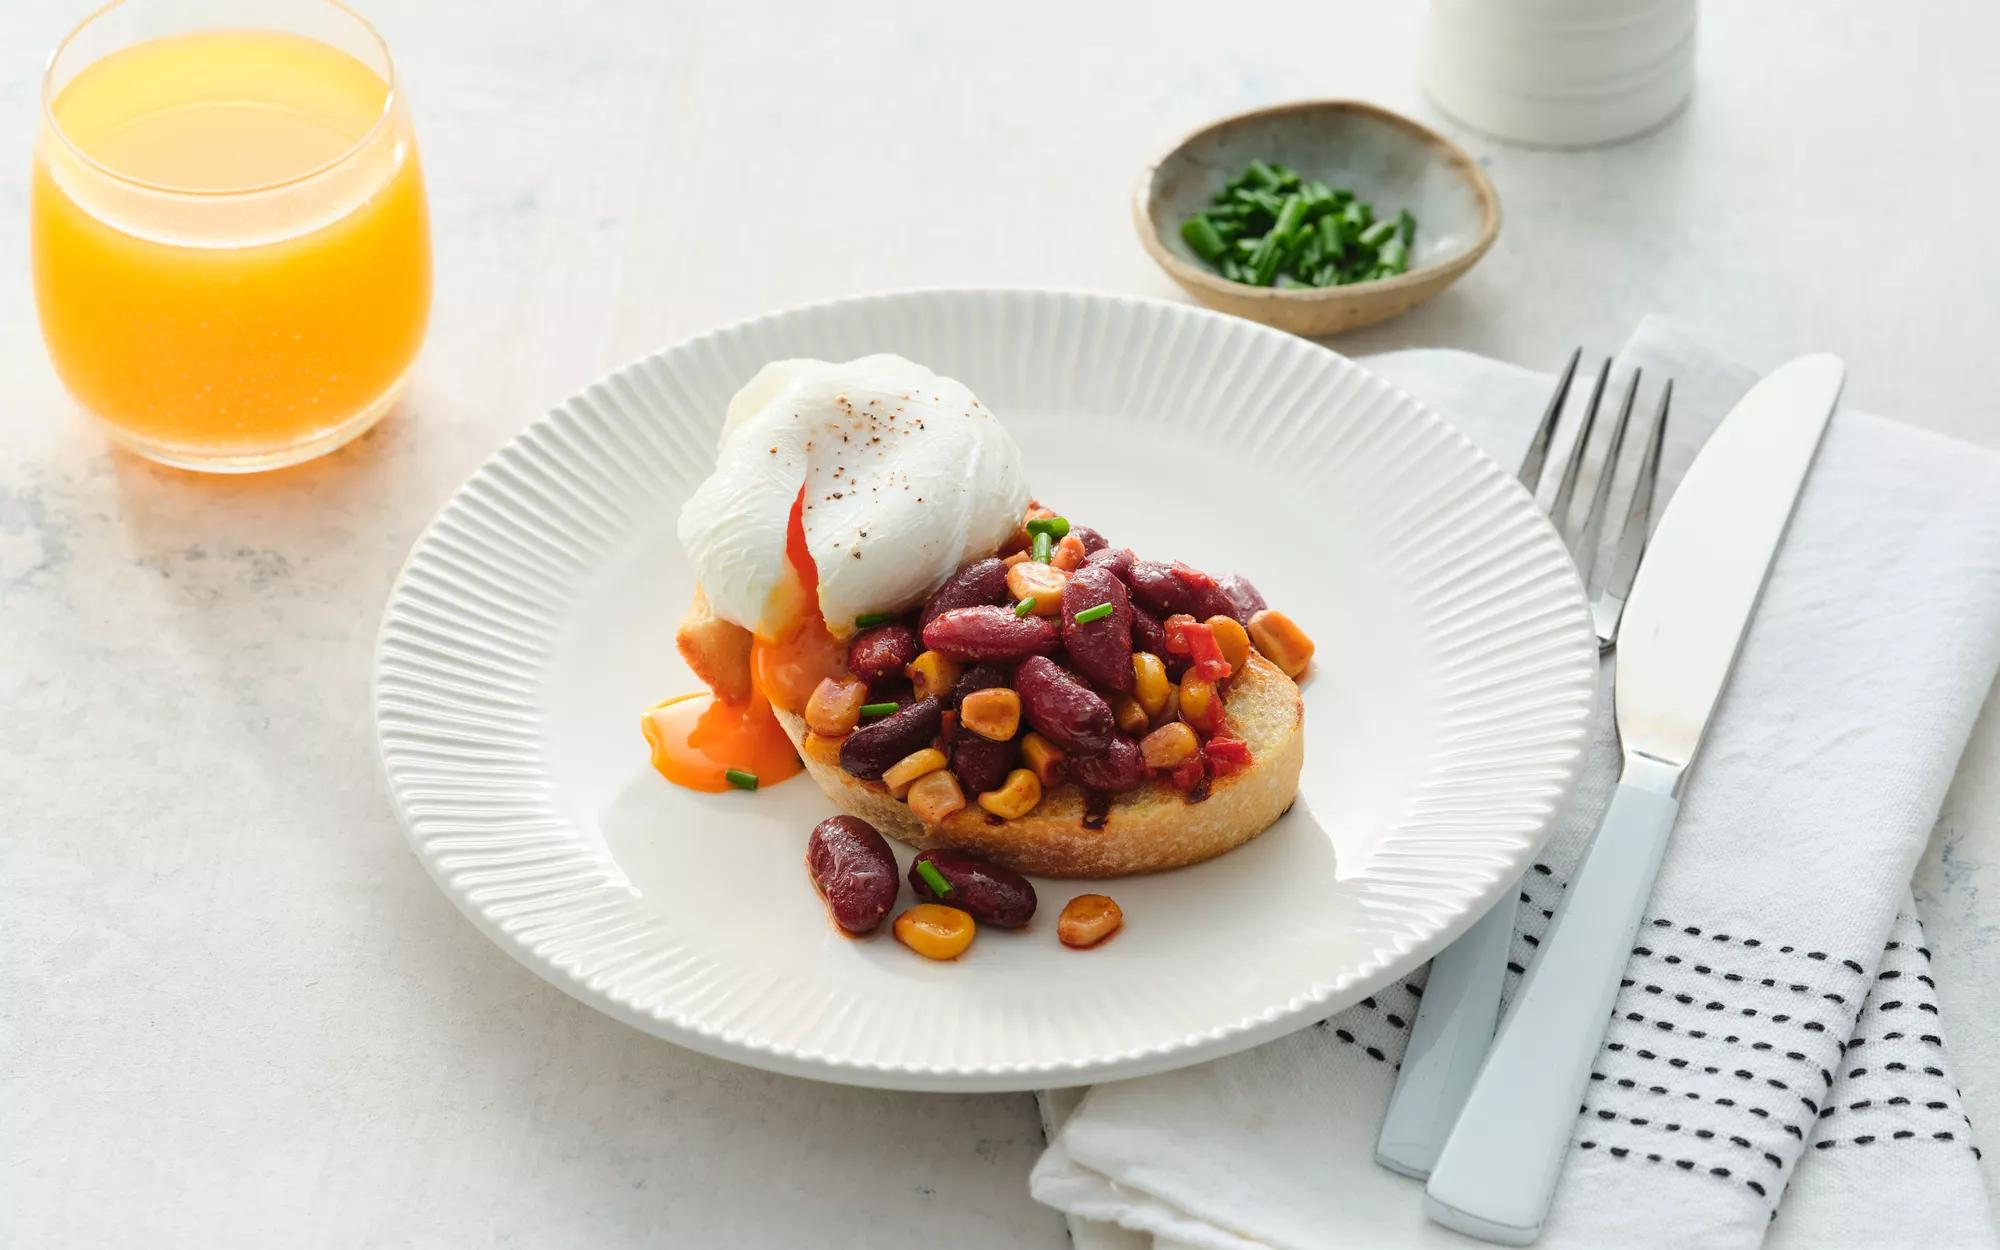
[{"x1": 1373, "y1": 349, "x2": 1670, "y2": 1180}]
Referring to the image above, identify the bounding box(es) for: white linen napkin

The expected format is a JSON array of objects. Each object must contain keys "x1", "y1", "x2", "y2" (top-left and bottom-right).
[{"x1": 1032, "y1": 318, "x2": 2000, "y2": 1250}]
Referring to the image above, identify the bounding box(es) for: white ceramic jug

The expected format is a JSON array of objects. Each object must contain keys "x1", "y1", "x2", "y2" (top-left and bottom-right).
[{"x1": 1422, "y1": 0, "x2": 1697, "y2": 148}]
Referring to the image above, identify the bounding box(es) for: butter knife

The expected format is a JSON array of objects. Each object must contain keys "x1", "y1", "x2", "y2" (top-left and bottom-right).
[{"x1": 1423, "y1": 355, "x2": 1846, "y2": 1245}]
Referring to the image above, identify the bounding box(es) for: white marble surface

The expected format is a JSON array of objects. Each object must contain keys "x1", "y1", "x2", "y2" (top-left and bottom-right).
[{"x1": 4, "y1": 2, "x2": 1997, "y2": 1245}]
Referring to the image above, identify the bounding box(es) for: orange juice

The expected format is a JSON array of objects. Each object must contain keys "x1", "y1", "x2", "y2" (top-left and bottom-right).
[{"x1": 32, "y1": 20, "x2": 430, "y2": 471}]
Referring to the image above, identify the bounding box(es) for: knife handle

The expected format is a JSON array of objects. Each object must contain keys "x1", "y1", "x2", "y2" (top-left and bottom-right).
[
  {"x1": 1374, "y1": 887, "x2": 1515, "y2": 1179},
  {"x1": 1424, "y1": 772, "x2": 1680, "y2": 1245}
]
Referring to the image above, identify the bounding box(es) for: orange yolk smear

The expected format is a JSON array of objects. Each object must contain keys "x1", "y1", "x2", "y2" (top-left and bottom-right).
[
  {"x1": 642, "y1": 691, "x2": 802, "y2": 793},
  {"x1": 645, "y1": 490, "x2": 844, "y2": 793}
]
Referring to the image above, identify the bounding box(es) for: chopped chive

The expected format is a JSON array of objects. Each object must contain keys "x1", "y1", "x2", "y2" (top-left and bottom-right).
[
  {"x1": 1249, "y1": 239, "x2": 1282, "y2": 287},
  {"x1": 1178, "y1": 160, "x2": 1419, "y2": 290},
  {"x1": 1073, "y1": 602, "x2": 1115, "y2": 624},
  {"x1": 1013, "y1": 597, "x2": 1037, "y2": 617},
  {"x1": 724, "y1": 768, "x2": 759, "y2": 791},
  {"x1": 915, "y1": 859, "x2": 954, "y2": 897},
  {"x1": 1024, "y1": 516, "x2": 1071, "y2": 540},
  {"x1": 1180, "y1": 215, "x2": 1228, "y2": 263},
  {"x1": 1270, "y1": 194, "x2": 1309, "y2": 245},
  {"x1": 854, "y1": 610, "x2": 898, "y2": 629},
  {"x1": 1317, "y1": 214, "x2": 1343, "y2": 255},
  {"x1": 1031, "y1": 531, "x2": 1054, "y2": 563},
  {"x1": 860, "y1": 701, "x2": 899, "y2": 719}
]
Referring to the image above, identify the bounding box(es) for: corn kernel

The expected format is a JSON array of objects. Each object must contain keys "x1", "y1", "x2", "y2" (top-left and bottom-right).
[
  {"x1": 959, "y1": 687, "x2": 1022, "y2": 741},
  {"x1": 801, "y1": 730, "x2": 845, "y2": 767},
  {"x1": 804, "y1": 676, "x2": 869, "y2": 736},
  {"x1": 1248, "y1": 609, "x2": 1315, "y2": 678},
  {"x1": 883, "y1": 747, "x2": 949, "y2": 797},
  {"x1": 1005, "y1": 560, "x2": 1068, "y2": 615},
  {"x1": 1140, "y1": 721, "x2": 1199, "y2": 768},
  {"x1": 895, "y1": 903, "x2": 977, "y2": 960},
  {"x1": 1206, "y1": 615, "x2": 1252, "y2": 677},
  {"x1": 906, "y1": 650, "x2": 963, "y2": 703},
  {"x1": 1132, "y1": 652, "x2": 1171, "y2": 719},
  {"x1": 977, "y1": 768, "x2": 1044, "y2": 819},
  {"x1": 1179, "y1": 672, "x2": 1222, "y2": 734},
  {"x1": 1111, "y1": 694, "x2": 1149, "y2": 737},
  {"x1": 906, "y1": 769, "x2": 967, "y2": 824},
  {"x1": 1020, "y1": 732, "x2": 1066, "y2": 787},
  {"x1": 1057, "y1": 894, "x2": 1123, "y2": 949}
]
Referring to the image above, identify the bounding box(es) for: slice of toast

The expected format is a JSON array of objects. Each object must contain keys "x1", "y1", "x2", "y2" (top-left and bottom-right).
[
  {"x1": 772, "y1": 654, "x2": 1304, "y2": 878},
  {"x1": 675, "y1": 585, "x2": 755, "y2": 704}
]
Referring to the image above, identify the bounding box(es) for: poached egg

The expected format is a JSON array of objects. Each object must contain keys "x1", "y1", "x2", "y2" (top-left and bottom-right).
[{"x1": 678, "y1": 354, "x2": 1030, "y2": 641}]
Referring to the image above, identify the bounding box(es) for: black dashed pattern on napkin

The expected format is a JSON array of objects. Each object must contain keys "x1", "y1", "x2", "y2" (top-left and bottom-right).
[{"x1": 1310, "y1": 864, "x2": 1982, "y2": 1216}]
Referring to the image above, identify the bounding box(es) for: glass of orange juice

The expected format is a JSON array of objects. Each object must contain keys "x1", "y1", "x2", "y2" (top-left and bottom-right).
[{"x1": 32, "y1": 0, "x2": 430, "y2": 473}]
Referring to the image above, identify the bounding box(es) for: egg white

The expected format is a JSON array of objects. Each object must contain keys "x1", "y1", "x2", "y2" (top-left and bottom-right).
[{"x1": 678, "y1": 355, "x2": 1030, "y2": 638}]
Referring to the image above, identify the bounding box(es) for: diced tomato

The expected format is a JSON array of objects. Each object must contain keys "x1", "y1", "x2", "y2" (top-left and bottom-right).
[
  {"x1": 1204, "y1": 736, "x2": 1253, "y2": 777},
  {"x1": 1170, "y1": 561, "x2": 1216, "y2": 590},
  {"x1": 1167, "y1": 757, "x2": 1207, "y2": 792},
  {"x1": 1190, "y1": 631, "x2": 1231, "y2": 681},
  {"x1": 1165, "y1": 613, "x2": 1231, "y2": 680}
]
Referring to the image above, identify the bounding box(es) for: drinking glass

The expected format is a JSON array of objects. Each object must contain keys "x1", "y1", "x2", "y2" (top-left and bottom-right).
[{"x1": 32, "y1": 0, "x2": 431, "y2": 472}]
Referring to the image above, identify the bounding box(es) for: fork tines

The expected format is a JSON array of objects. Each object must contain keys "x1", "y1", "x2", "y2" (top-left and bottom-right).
[{"x1": 1523, "y1": 348, "x2": 1671, "y2": 649}]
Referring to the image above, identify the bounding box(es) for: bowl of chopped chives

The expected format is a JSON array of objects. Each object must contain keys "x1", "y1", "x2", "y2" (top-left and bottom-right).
[{"x1": 1134, "y1": 100, "x2": 1501, "y2": 337}]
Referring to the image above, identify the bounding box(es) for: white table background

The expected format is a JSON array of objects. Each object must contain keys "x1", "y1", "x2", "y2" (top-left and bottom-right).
[{"x1": 5, "y1": 2, "x2": 1997, "y2": 1245}]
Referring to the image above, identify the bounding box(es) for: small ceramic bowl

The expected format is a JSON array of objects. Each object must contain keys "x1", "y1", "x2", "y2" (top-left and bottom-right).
[{"x1": 1135, "y1": 101, "x2": 1501, "y2": 337}]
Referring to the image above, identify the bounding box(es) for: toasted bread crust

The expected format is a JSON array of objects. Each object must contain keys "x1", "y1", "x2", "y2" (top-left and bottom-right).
[
  {"x1": 774, "y1": 654, "x2": 1304, "y2": 878},
  {"x1": 676, "y1": 586, "x2": 755, "y2": 704}
]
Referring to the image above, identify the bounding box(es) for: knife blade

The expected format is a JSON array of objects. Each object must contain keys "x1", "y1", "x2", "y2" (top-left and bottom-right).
[
  {"x1": 1423, "y1": 355, "x2": 1845, "y2": 1245},
  {"x1": 1616, "y1": 354, "x2": 1847, "y2": 776}
]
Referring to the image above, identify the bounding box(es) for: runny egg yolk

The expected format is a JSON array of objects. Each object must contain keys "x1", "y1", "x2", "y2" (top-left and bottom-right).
[
  {"x1": 642, "y1": 691, "x2": 802, "y2": 793},
  {"x1": 749, "y1": 490, "x2": 850, "y2": 713},
  {"x1": 645, "y1": 491, "x2": 846, "y2": 793}
]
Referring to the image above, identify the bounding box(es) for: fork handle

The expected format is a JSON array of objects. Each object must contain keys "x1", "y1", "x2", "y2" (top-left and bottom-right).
[
  {"x1": 1374, "y1": 888, "x2": 1514, "y2": 1178},
  {"x1": 1424, "y1": 771, "x2": 1680, "y2": 1245}
]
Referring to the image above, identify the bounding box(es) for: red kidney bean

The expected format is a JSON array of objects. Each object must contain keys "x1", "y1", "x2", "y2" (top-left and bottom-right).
[
  {"x1": 1168, "y1": 563, "x2": 1252, "y2": 625},
  {"x1": 952, "y1": 734, "x2": 1016, "y2": 795},
  {"x1": 1061, "y1": 565, "x2": 1135, "y2": 694},
  {"x1": 865, "y1": 675, "x2": 915, "y2": 706},
  {"x1": 1125, "y1": 558, "x2": 1191, "y2": 616},
  {"x1": 847, "y1": 622, "x2": 919, "y2": 682},
  {"x1": 1214, "y1": 573, "x2": 1267, "y2": 623},
  {"x1": 1130, "y1": 604, "x2": 1169, "y2": 660},
  {"x1": 1085, "y1": 546, "x2": 1135, "y2": 581},
  {"x1": 948, "y1": 662, "x2": 1011, "y2": 708},
  {"x1": 907, "y1": 849, "x2": 1037, "y2": 928},
  {"x1": 920, "y1": 557, "x2": 1010, "y2": 627},
  {"x1": 1069, "y1": 734, "x2": 1148, "y2": 793},
  {"x1": 922, "y1": 606, "x2": 1060, "y2": 662},
  {"x1": 838, "y1": 697, "x2": 942, "y2": 780},
  {"x1": 1070, "y1": 525, "x2": 1109, "y2": 554},
  {"x1": 1014, "y1": 656, "x2": 1115, "y2": 755},
  {"x1": 806, "y1": 815, "x2": 900, "y2": 935}
]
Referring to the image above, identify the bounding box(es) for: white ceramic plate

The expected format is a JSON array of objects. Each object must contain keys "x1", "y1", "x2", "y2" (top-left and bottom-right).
[{"x1": 375, "y1": 289, "x2": 1597, "y2": 1092}]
